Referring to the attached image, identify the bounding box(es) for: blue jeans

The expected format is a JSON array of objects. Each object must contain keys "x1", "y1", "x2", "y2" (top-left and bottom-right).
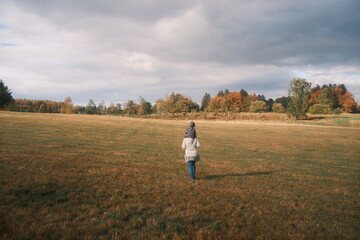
[{"x1": 187, "y1": 161, "x2": 196, "y2": 180}]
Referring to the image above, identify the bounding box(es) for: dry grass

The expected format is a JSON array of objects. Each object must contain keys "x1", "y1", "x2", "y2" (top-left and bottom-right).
[
  {"x1": 150, "y1": 112, "x2": 360, "y2": 128},
  {"x1": 0, "y1": 111, "x2": 359, "y2": 239}
]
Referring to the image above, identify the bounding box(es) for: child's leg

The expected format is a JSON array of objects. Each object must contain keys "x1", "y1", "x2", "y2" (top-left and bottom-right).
[
  {"x1": 193, "y1": 161, "x2": 196, "y2": 179},
  {"x1": 187, "y1": 161, "x2": 195, "y2": 180}
]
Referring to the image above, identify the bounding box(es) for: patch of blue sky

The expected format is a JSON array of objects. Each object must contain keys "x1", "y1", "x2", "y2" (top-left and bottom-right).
[
  {"x1": 0, "y1": 24, "x2": 7, "y2": 29},
  {"x1": 0, "y1": 43, "x2": 17, "y2": 47}
]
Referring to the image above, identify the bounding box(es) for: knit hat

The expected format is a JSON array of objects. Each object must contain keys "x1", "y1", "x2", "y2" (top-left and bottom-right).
[{"x1": 184, "y1": 121, "x2": 196, "y2": 138}]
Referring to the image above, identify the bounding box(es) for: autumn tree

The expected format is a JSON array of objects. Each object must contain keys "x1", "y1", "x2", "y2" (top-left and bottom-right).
[
  {"x1": 272, "y1": 103, "x2": 286, "y2": 113},
  {"x1": 206, "y1": 92, "x2": 246, "y2": 113},
  {"x1": 250, "y1": 100, "x2": 267, "y2": 112},
  {"x1": 308, "y1": 84, "x2": 357, "y2": 112},
  {"x1": 7, "y1": 99, "x2": 62, "y2": 113},
  {"x1": 155, "y1": 93, "x2": 199, "y2": 114},
  {"x1": 108, "y1": 103, "x2": 122, "y2": 115},
  {"x1": 123, "y1": 100, "x2": 137, "y2": 115},
  {"x1": 244, "y1": 94, "x2": 259, "y2": 111},
  {"x1": 74, "y1": 105, "x2": 85, "y2": 114},
  {"x1": 330, "y1": 87, "x2": 345, "y2": 111},
  {"x1": 275, "y1": 96, "x2": 292, "y2": 110},
  {"x1": 0, "y1": 80, "x2": 14, "y2": 108},
  {"x1": 309, "y1": 89, "x2": 322, "y2": 105},
  {"x1": 38, "y1": 103, "x2": 46, "y2": 113},
  {"x1": 33, "y1": 101, "x2": 43, "y2": 113},
  {"x1": 308, "y1": 104, "x2": 331, "y2": 114},
  {"x1": 225, "y1": 92, "x2": 246, "y2": 113},
  {"x1": 155, "y1": 98, "x2": 166, "y2": 113},
  {"x1": 97, "y1": 100, "x2": 107, "y2": 115},
  {"x1": 288, "y1": 78, "x2": 311, "y2": 120},
  {"x1": 60, "y1": 96, "x2": 74, "y2": 114},
  {"x1": 339, "y1": 92, "x2": 357, "y2": 113},
  {"x1": 256, "y1": 94, "x2": 273, "y2": 111},
  {"x1": 206, "y1": 95, "x2": 226, "y2": 112},
  {"x1": 317, "y1": 88, "x2": 336, "y2": 108}
]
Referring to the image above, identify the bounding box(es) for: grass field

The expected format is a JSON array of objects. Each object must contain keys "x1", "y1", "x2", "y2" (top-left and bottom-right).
[{"x1": 0, "y1": 111, "x2": 359, "y2": 239}]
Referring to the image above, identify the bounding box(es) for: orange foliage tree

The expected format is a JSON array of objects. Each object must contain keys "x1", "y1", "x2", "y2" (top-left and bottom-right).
[
  {"x1": 309, "y1": 90, "x2": 321, "y2": 105},
  {"x1": 339, "y1": 92, "x2": 357, "y2": 113},
  {"x1": 309, "y1": 86, "x2": 358, "y2": 113},
  {"x1": 207, "y1": 92, "x2": 246, "y2": 113},
  {"x1": 206, "y1": 95, "x2": 226, "y2": 112},
  {"x1": 225, "y1": 92, "x2": 246, "y2": 113},
  {"x1": 60, "y1": 96, "x2": 74, "y2": 114},
  {"x1": 155, "y1": 93, "x2": 199, "y2": 114},
  {"x1": 331, "y1": 87, "x2": 344, "y2": 97}
]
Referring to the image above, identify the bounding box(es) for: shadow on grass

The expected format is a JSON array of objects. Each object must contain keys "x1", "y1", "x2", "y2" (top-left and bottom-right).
[
  {"x1": 307, "y1": 116, "x2": 327, "y2": 120},
  {"x1": 202, "y1": 170, "x2": 279, "y2": 180}
]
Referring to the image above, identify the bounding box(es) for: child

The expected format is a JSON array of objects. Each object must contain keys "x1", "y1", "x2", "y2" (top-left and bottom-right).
[{"x1": 182, "y1": 121, "x2": 201, "y2": 180}]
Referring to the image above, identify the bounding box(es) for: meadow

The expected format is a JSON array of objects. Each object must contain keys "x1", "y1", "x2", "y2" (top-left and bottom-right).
[{"x1": 0, "y1": 111, "x2": 359, "y2": 239}]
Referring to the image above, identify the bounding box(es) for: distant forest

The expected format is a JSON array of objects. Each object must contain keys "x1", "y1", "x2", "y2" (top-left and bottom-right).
[{"x1": 1, "y1": 79, "x2": 359, "y2": 116}]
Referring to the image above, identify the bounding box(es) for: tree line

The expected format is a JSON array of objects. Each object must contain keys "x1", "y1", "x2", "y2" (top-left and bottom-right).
[{"x1": 1, "y1": 79, "x2": 359, "y2": 119}]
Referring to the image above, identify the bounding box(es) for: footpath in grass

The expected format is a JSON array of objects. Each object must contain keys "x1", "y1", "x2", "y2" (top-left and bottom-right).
[{"x1": 0, "y1": 111, "x2": 359, "y2": 239}]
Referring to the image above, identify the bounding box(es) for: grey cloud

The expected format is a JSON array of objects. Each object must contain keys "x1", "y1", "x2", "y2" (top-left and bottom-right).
[
  {"x1": 1, "y1": 0, "x2": 359, "y2": 104},
  {"x1": 9, "y1": 0, "x2": 195, "y2": 23},
  {"x1": 8, "y1": 0, "x2": 360, "y2": 66},
  {"x1": 198, "y1": 0, "x2": 360, "y2": 66}
]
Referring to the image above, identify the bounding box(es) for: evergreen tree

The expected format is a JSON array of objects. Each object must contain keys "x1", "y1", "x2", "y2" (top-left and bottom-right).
[
  {"x1": 267, "y1": 98, "x2": 274, "y2": 111},
  {"x1": 240, "y1": 88, "x2": 248, "y2": 97},
  {"x1": 200, "y1": 92, "x2": 211, "y2": 111},
  {"x1": 217, "y1": 90, "x2": 225, "y2": 97},
  {"x1": 338, "y1": 84, "x2": 347, "y2": 93},
  {"x1": 275, "y1": 96, "x2": 291, "y2": 109},
  {"x1": 257, "y1": 94, "x2": 267, "y2": 103},
  {"x1": 85, "y1": 99, "x2": 97, "y2": 114},
  {"x1": 0, "y1": 80, "x2": 14, "y2": 108},
  {"x1": 138, "y1": 97, "x2": 152, "y2": 115},
  {"x1": 311, "y1": 84, "x2": 321, "y2": 93}
]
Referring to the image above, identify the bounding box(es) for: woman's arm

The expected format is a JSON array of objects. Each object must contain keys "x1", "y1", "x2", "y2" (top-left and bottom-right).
[{"x1": 181, "y1": 139, "x2": 186, "y2": 149}]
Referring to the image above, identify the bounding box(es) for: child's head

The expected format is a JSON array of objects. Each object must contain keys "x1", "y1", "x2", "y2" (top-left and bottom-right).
[{"x1": 185, "y1": 121, "x2": 196, "y2": 138}]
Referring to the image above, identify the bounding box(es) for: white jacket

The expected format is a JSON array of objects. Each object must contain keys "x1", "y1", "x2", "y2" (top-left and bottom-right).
[{"x1": 182, "y1": 138, "x2": 201, "y2": 157}]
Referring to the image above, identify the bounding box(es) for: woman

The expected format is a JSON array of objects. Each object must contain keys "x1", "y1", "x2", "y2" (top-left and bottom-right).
[{"x1": 182, "y1": 121, "x2": 201, "y2": 180}]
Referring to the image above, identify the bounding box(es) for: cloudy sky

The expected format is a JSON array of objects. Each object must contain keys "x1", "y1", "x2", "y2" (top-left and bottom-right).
[{"x1": 1, "y1": 0, "x2": 359, "y2": 105}]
